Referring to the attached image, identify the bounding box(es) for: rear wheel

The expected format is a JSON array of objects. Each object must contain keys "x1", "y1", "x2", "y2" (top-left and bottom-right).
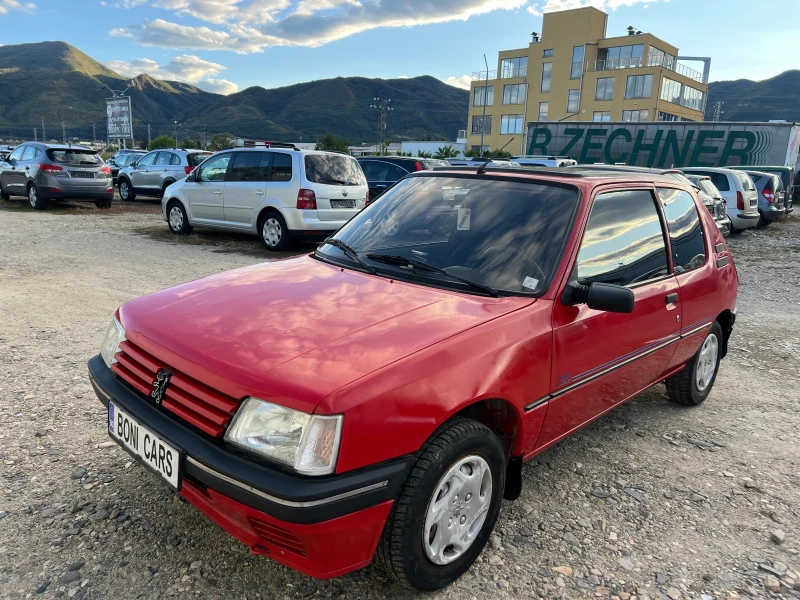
[
  {"x1": 28, "y1": 183, "x2": 46, "y2": 210},
  {"x1": 665, "y1": 321, "x2": 723, "y2": 406},
  {"x1": 259, "y1": 211, "x2": 290, "y2": 251},
  {"x1": 119, "y1": 179, "x2": 135, "y2": 202},
  {"x1": 377, "y1": 417, "x2": 505, "y2": 591},
  {"x1": 167, "y1": 201, "x2": 192, "y2": 235},
  {"x1": 757, "y1": 211, "x2": 769, "y2": 228}
]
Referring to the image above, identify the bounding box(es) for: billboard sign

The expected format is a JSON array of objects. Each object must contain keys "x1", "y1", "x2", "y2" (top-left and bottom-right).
[
  {"x1": 525, "y1": 122, "x2": 800, "y2": 168},
  {"x1": 106, "y1": 97, "x2": 133, "y2": 140}
]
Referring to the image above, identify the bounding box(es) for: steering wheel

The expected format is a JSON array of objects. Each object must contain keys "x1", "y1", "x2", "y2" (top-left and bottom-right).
[{"x1": 479, "y1": 246, "x2": 547, "y2": 291}]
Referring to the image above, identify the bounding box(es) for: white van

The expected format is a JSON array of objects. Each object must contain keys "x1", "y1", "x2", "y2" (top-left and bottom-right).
[{"x1": 162, "y1": 146, "x2": 368, "y2": 251}]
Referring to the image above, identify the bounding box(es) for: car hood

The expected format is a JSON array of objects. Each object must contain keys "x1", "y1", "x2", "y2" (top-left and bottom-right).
[{"x1": 119, "y1": 256, "x2": 532, "y2": 413}]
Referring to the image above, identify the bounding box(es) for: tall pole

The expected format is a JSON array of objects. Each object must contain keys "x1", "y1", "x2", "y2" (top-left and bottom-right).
[
  {"x1": 34, "y1": 127, "x2": 38, "y2": 142},
  {"x1": 62, "y1": 120, "x2": 66, "y2": 144},
  {"x1": 147, "y1": 123, "x2": 151, "y2": 149},
  {"x1": 480, "y1": 54, "x2": 489, "y2": 154},
  {"x1": 174, "y1": 121, "x2": 178, "y2": 147},
  {"x1": 42, "y1": 118, "x2": 46, "y2": 141},
  {"x1": 370, "y1": 98, "x2": 392, "y2": 155},
  {"x1": 92, "y1": 123, "x2": 96, "y2": 143}
]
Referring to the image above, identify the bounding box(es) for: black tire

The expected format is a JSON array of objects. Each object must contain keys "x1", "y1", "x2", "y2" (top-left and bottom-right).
[
  {"x1": 95, "y1": 199, "x2": 113, "y2": 209},
  {"x1": 166, "y1": 200, "x2": 192, "y2": 235},
  {"x1": 118, "y1": 178, "x2": 135, "y2": 202},
  {"x1": 28, "y1": 183, "x2": 46, "y2": 210},
  {"x1": 258, "y1": 211, "x2": 290, "y2": 251},
  {"x1": 757, "y1": 211, "x2": 769, "y2": 228},
  {"x1": 729, "y1": 228, "x2": 744, "y2": 235},
  {"x1": 0, "y1": 181, "x2": 10, "y2": 201},
  {"x1": 665, "y1": 321, "x2": 723, "y2": 406},
  {"x1": 377, "y1": 417, "x2": 506, "y2": 592}
]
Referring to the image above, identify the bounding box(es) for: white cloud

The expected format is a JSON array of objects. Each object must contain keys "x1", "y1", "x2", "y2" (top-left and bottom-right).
[
  {"x1": 202, "y1": 78, "x2": 239, "y2": 94},
  {"x1": 443, "y1": 75, "x2": 471, "y2": 90},
  {"x1": 0, "y1": 0, "x2": 36, "y2": 15},
  {"x1": 110, "y1": 0, "x2": 528, "y2": 53},
  {"x1": 105, "y1": 54, "x2": 240, "y2": 94},
  {"x1": 528, "y1": 0, "x2": 659, "y2": 14}
]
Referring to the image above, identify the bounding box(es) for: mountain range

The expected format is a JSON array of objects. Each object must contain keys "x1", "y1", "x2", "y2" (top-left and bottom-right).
[
  {"x1": 0, "y1": 41, "x2": 469, "y2": 144},
  {"x1": 704, "y1": 70, "x2": 800, "y2": 122}
]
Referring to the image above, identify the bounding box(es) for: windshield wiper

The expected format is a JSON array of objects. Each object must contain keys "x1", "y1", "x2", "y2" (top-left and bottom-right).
[
  {"x1": 318, "y1": 238, "x2": 376, "y2": 274},
  {"x1": 316, "y1": 178, "x2": 349, "y2": 185},
  {"x1": 366, "y1": 254, "x2": 498, "y2": 297}
]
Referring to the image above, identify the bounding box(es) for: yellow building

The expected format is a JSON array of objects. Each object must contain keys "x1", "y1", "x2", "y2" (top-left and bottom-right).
[{"x1": 466, "y1": 6, "x2": 710, "y2": 155}]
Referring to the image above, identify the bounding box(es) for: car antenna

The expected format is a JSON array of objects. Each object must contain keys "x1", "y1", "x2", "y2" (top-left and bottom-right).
[{"x1": 477, "y1": 137, "x2": 515, "y2": 174}]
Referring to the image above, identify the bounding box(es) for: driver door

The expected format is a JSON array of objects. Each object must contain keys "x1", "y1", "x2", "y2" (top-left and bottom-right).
[
  {"x1": 535, "y1": 188, "x2": 681, "y2": 451},
  {"x1": 186, "y1": 153, "x2": 231, "y2": 224},
  {"x1": 2, "y1": 146, "x2": 27, "y2": 193}
]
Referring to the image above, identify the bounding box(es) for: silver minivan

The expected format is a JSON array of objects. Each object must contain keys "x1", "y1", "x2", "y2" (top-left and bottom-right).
[
  {"x1": 682, "y1": 167, "x2": 759, "y2": 233},
  {"x1": 162, "y1": 147, "x2": 368, "y2": 251}
]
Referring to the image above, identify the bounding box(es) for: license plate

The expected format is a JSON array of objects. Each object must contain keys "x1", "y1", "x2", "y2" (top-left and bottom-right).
[
  {"x1": 71, "y1": 171, "x2": 95, "y2": 179},
  {"x1": 330, "y1": 199, "x2": 355, "y2": 208},
  {"x1": 108, "y1": 402, "x2": 181, "y2": 489}
]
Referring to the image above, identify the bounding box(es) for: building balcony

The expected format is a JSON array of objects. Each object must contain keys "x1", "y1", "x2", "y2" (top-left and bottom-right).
[{"x1": 588, "y1": 56, "x2": 706, "y2": 83}]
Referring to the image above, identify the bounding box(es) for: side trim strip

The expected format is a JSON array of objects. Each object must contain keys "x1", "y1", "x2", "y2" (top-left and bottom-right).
[
  {"x1": 717, "y1": 256, "x2": 729, "y2": 268},
  {"x1": 523, "y1": 395, "x2": 551, "y2": 412},
  {"x1": 681, "y1": 320, "x2": 713, "y2": 338},
  {"x1": 185, "y1": 456, "x2": 388, "y2": 508}
]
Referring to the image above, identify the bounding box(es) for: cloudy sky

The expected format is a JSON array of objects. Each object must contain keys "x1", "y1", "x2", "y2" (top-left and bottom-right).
[{"x1": 1, "y1": 0, "x2": 796, "y2": 95}]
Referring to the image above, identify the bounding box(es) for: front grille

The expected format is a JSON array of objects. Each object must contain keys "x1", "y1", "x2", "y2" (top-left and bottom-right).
[
  {"x1": 248, "y1": 517, "x2": 307, "y2": 556},
  {"x1": 111, "y1": 340, "x2": 241, "y2": 437}
]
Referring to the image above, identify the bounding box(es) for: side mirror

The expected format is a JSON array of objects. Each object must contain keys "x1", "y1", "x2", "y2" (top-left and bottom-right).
[{"x1": 562, "y1": 281, "x2": 634, "y2": 314}]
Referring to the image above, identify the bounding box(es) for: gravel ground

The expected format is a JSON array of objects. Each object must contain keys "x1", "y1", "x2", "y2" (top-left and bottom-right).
[{"x1": 0, "y1": 197, "x2": 798, "y2": 600}]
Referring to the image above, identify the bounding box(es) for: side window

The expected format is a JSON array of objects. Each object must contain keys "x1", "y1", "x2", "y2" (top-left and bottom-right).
[
  {"x1": 385, "y1": 163, "x2": 409, "y2": 182},
  {"x1": 229, "y1": 151, "x2": 267, "y2": 182},
  {"x1": 712, "y1": 173, "x2": 730, "y2": 191},
  {"x1": 198, "y1": 154, "x2": 231, "y2": 182},
  {"x1": 657, "y1": 188, "x2": 706, "y2": 273},
  {"x1": 576, "y1": 190, "x2": 669, "y2": 286},
  {"x1": 155, "y1": 152, "x2": 173, "y2": 166},
  {"x1": 22, "y1": 146, "x2": 37, "y2": 160},
  {"x1": 170, "y1": 153, "x2": 182, "y2": 166},
  {"x1": 269, "y1": 153, "x2": 292, "y2": 182},
  {"x1": 9, "y1": 146, "x2": 25, "y2": 161},
  {"x1": 137, "y1": 152, "x2": 157, "y2": 167},
  {"x1": 360, "y1": 160, "x2": 389, "y2": 181}
]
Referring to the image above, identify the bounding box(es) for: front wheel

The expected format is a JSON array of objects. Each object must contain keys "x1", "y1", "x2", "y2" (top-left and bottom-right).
[
  {"x1": 259, "y1": 212, "x2": 290, "y2": 251},
  {"x1": 665, "y1": 321, "x2": 723, "y2": 406},
  {"x1": 377, "y1": 417, "x2": 505, "y2": 591},
  {"x1": 0, "y1": 181, "x2": 9, "y2": 201},
  {"x1": 118, "y1": 179, "x2": 135, "y2": 202},
  {"x1": 167, "y1": 201, "x2": 192, "y2": 235}
]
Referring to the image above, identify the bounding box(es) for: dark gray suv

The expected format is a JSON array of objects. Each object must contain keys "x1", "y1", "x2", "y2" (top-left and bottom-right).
[{"x1": 0, "y1": 142, "x2": 113, "y2": 209}]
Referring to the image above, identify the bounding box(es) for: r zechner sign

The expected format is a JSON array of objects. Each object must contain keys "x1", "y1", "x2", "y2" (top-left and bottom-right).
[{"x1": 106, "y1": 97, "x2": 133, "y2": 140}]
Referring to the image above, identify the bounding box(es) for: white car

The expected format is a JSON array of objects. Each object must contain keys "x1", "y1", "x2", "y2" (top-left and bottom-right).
[
  {"x1": 511, "y1": 155, "x2": 577, "y2": 167},
  {"x1": 162, "y1": 146, "x2": 368, "y2": 251},
  {"x1": 681, "y1": 167, "x2": 759, "y2": 233}
]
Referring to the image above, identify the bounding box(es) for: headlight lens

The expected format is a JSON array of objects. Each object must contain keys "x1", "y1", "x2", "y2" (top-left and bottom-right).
[
  {"x1": 100, "y1": 317, "x2": 125, "y2": 368},
  {"x1": 224, "y1": 398, "x2": 343, "y2": 476}
]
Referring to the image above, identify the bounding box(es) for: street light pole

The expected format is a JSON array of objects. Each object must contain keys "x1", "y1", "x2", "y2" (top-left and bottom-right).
[{"x1": 174, "y1": 121, "x2": 178, "y2": 147}]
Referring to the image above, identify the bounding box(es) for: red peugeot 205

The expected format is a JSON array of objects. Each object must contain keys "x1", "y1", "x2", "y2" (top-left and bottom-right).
[{"x1": 89, "y1": 165, "x2": 737, "y2": 591}]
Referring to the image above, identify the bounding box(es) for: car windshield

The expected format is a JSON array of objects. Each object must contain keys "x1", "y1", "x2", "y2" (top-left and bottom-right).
[
  {"x1": 698, "y1": 180, "x2": 720, "y2": 198},
  {"x1": 188, "y1": 152, "x2": 212, "y2": 167},
  {"x1": 305, "y1": 154, "x2": 366, "y2": 186},
  {"x1": 316, "y1": 175, "x2": 579, "y2": 295},
  {"x1": 46, "y1": 149, "x2": 101, "y2": 165}
]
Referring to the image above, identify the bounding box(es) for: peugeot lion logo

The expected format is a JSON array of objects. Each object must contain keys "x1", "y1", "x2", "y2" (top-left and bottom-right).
[
  {"x1": 342, "y1": 189, "x2": 348, "y2": 197},
  {"x1": 150, "y1": 370, "x2": 172, "y2": 405}
]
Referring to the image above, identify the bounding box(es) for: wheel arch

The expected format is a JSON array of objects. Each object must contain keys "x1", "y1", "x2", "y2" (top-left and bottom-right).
[
  {"x1": 257, "y1": 204, "x2": 285, "y2": 230},
  {"x1": 716, "y1": 309, "x2": 735, "y2": 359}
]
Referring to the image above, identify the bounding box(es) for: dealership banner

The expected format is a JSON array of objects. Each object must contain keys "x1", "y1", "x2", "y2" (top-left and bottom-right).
[
  {"x1": 106, "y1": 97, "x2": 133, "y2": 140},
  {"x1": 525, "y1": 122, "x2": 800, "y2": 168}
]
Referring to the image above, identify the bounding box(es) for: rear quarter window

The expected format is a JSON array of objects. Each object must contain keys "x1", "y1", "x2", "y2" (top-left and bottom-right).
[{"x1": 733, "y1": 171, "x2": 755, "y2": 191}]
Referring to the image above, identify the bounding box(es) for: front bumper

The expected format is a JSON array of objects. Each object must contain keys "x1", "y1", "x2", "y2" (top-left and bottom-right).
[{"x1": 87, "y1": 355, "x2": 413, "y2": 577}]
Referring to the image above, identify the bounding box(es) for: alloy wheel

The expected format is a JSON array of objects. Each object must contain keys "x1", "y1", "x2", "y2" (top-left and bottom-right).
[{"x1": 28, "y1": 186, "x2": 37, "y2": 208}]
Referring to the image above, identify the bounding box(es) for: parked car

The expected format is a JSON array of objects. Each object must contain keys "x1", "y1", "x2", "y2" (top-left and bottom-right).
[
  {"x1": 730, "y1": 165, "x2": 794, "y2": 215},
  {"x1": 568, "y1": 165, "x2": 732, "y2": 238},
  {"x1": 89, "y1": 165, "x2": 737, "y2": 591},
  {"x1": 117, "y1": 148, "x2": 212, "y2": 201},
  {"x1": 446, "y1": 157, "x2": 521, "y2": 168},
  {"x1": 511, "y1": 155, "x2": 577, "y2": 167},
  {"x1": 107, "y1": 150, "x2": 146, "y2": 184},
  {"x1": 0, "y1": 144, "x2": 15, "y2": 162},
  {"x1": 162, "y1": 147, "x2": 368, "y2": 251},
  {"x1": 682, "y1": 167, "x2": 759, "y2": 233},
  {"x1": 357, "y1": 156, "x2": 448, "y2": 202},
  {"x1": 682, "y1": 175, "x2": 731, "y2": 237},
  {"x1": 733, "y1": 170, "x2": 786, "y2": 227},
  {"x1": 0, "y1": 142, "x2": 113, "y2": 209}
]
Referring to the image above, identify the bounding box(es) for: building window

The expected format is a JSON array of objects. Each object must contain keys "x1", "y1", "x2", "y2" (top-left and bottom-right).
[
  {"x1": 502, "y1": 83, "x2": 527, "y2": 105},
  {"x1": 683, "y1": 86, "x2": 704, "y2": 111},
  {"x1": 471, "y1": 145, "x2": 490, "y2": 153},
  {"x1": 593, "y1": 111, "x2": 611, "y2": 122},
  {"x1": 543, "y1": 49, "x2": 554, "y2": 58},
  {"x1": 571, "y1": 46, "x2": 585, "y2": 79},
  {"x1": 622, "y1": 109, "x2": 649, "y2": 122},
  {"x1": 473, "y1": 85, "x2": 494, "y2": 107},
  {"x1": 501, "y1": 57, "x2": 528, "y2": 79},
  {"x1": 567, "y1": 89, "x2": 580, "y2": 113},
  {"x1": 500, "y1": 114, "x2": 524, "y2": 134},
  {"x1": 598, "y1": 44, "x2": 644, "y2": 69},
  {"x1": 540, "y1": 63, "x2": 552, "y2": 93},
  {"x1": 658, "y1": 112, "x2": 682, "y2": 122},
  {"x1": 660, "y1": 77, "x2": 682, "y2": 105},
  {"x1": 648, "y1": 46, "x2": 676, "y2": 69},
  {"x1": 625, "y1": 74, "x2": 653, "y2": 99},
  {"x1": 538, "y1": 102, "x2": 549, "y2": 121},
  {"x1": 595, "y1": 77, "x2": 615, "y2": 100},
  {"x1": 471, "y1": 115, "x2": 492, "y2": 135}
]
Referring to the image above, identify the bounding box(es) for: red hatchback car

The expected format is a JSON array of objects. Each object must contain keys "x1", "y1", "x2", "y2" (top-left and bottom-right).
[{"x1": 89, "y1": 166, "x2": 737, "y2": 591}]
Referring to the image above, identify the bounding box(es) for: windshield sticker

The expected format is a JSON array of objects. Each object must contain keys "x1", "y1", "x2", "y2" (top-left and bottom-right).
[
  {"x1": 443, "y1": 187, "x2": 470, "y2": 201},
  {"x1": 457, "y1": 208, "x2": 471, "y2": 230},
  {"x1": 523, "y1": 276, "x2": 539, "y2": 290}
]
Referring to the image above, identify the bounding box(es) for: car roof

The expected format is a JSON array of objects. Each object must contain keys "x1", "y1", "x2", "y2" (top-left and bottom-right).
[
  {"x1": 569, "y1": 164, "x2": 682, "y2": 174},
  {"x1": 429, "y1": 166, "x2": 694, "y2": 186}
]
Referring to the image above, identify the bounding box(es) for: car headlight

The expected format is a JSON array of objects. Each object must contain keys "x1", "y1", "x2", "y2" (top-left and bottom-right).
[
  {"x1": 100, "y1": 317, "x2": 125, "y2": 368},
  {"x1": 224, "y1": 398, "x2": 343, "y2": 476}
]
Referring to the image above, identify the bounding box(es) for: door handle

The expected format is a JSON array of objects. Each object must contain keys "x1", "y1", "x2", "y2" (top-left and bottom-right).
[
  {"x1": 214, "y1": 191, "x2": 222, "y2": 195},
  {"x1": 375, "y1": 184, "x2": 387, "y2": 189},
  {"x1": 665, "y1": 293, "x2": 679, "y2": 304},
  {"x1": 255, "y1": 190, "x2": 264, "y2": 195}
]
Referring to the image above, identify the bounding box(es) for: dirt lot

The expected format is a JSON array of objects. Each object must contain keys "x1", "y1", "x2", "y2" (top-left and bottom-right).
[{"x1": 0, "y1": 197, "x2": 798, "y2": 600}]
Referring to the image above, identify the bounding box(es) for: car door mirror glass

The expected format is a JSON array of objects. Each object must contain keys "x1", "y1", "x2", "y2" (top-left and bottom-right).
[{"x1": 562, "y1": 282, "x2": 634, "y2": 313}]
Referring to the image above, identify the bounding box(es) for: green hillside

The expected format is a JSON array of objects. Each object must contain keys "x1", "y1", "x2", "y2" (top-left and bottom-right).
[
  {"x1": 705, "y1": 70, "x2": 800, "y2": 122},
  {"x1": 0, "y1": 41, "x2": 469, "y2": 143}
]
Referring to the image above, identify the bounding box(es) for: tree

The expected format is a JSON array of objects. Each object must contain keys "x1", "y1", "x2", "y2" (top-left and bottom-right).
[
  {"x1": 417, "y1": 150, "x2": 434, "y2": 159},
  {"x1": 150, "y1": 135, "x2": 176, "y2": 150},
  {"x1": 315, "y1": 133, "x2": 350, "y2": 154},
  {"x1": 181, "y1": 139, "x2": 198, "y2": 149},
  {"x1": 209, "y1": 132, "x2": 235, "y2": 151},
  {"x1": 464, "y1": 148, "x2": 513, "y2": 159},
  {"x1": 435, "y1": 145, "x2": 460, "y2": 159}
]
